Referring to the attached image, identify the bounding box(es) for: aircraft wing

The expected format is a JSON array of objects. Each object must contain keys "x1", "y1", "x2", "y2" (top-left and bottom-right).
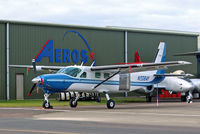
[
  {"x1": 9, "y1": 65, "x2": 64, "y2": 71},
  {"x1": 91, "y1": 61, "x2": 191, "y2": 73},
  {"x1": 174, "y1": 51, "x2": 200, "y2": 56}
]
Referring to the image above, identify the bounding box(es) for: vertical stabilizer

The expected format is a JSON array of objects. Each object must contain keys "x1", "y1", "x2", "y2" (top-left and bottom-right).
[{"x1": 154, "y1": 42, "x2": 166, "y2": 63}]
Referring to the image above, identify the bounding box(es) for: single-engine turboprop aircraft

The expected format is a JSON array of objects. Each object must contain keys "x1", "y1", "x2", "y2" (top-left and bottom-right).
[{"x1": 10, "y1": 42, "x2": 190, "y2": 109}]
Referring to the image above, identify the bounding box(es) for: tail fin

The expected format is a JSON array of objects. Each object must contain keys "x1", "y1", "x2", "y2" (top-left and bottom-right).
[
  {"x1": 134, "y1": 51, "x2": 141, "y2": 63},
  {"x1": 154, "y1": 42, "x2": 166, "y2": 63},
  {"x1": 154, "y1": 42, "x2": 166, "y2": 75}
]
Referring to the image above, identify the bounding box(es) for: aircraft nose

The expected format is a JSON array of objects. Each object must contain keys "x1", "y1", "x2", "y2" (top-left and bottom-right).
[
  {"x1": 182, "y1": 83, "x2": 194, "y2": 91},
  {"x1": 32, "y1": 77, "x2": 41, "y2": 84}
]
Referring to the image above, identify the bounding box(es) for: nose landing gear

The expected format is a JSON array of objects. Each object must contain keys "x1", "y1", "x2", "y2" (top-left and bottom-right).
[{"x1": 43, "y1": 93, "x2": 53, "y2": 109}]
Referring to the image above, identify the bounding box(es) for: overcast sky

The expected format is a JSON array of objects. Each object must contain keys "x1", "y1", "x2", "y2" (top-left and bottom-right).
[{"x1": 0, "y1": 0, "x2": 200, "y2": 32}]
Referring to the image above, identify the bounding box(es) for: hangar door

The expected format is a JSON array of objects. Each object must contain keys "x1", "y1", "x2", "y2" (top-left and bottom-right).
[{"x1": 16, "y1": 74, "x2": 24, "y2": 100}]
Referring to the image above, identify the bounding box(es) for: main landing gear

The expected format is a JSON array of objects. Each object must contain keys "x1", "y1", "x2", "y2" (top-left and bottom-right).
[
  {"x1": 104, "y1": 92, "x2": 115, "y2": 109},
  {"x1": 69, "y1": 92, "x2": 114, "y2": 109},
  {"x1": 186, "y1": 91, "x2": 193, "y2": 103},
  {"x1": 146, "y1": 93, "x2": 152, "y2": 102},
  {"x1": 43, "y1": 93, "x2": 53, "y2": 109},
  {"x1": 181, "y1": 92, "x2": 193, "y2": 103}
]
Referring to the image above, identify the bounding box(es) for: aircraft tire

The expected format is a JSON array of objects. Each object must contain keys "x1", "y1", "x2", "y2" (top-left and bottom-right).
[
  {"x1": 146, "y1": 96, "x2": 152, "y2": 102},
  {"x1": 181, "y1": 95, "x2": 187, "y2": 102},
  {"x1": 107, "y1": 99, "x2": 115, "y2": 109},
  {"x1": 43, "y1": 100, "x2": 50, "y2": 108},
  {"x1": 70, "y1": 98, "x2": 77, "y2": 108}
]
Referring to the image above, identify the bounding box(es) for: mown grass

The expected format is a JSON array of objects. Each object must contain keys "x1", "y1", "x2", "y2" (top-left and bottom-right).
[{"x1": 0, "y1": 97, "x2": 145, "y2": 107}]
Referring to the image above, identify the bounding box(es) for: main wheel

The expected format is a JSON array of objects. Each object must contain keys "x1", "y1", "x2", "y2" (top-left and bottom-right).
[
  {"x1": 187, "y1": 99, "x2": 193, "y2": 103},
  {"x1": 181, "y1": 95, "x2": 187, "y2": 102},
  {"x1": 146, "y1": 96, "x2": 152, "y2": 102},
  {"x1": 70, "y1": 98, "x2": 77, "y2": 108},
  {"x1": 43, "y1": 100, "x2": 50, "y2": 108},
  {"x1": 107, "y1": 99, "x2": 115, "y2": 109}
]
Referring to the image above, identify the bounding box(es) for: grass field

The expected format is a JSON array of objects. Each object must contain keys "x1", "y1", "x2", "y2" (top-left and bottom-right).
[{"x1": 0, "y1": 97, "x2": 145, "y2": 107}]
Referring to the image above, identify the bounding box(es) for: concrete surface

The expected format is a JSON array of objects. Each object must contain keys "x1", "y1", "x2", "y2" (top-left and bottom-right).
[{"x1": 0, "y1": 102, "x2": 200, "y2": 134}]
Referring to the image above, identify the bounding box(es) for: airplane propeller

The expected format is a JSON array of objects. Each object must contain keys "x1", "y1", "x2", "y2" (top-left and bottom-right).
[
  {"x1": 28, "y1": 84, "x2": 37, "y2": 96},
  {"x1": 27, "y1": 59, "x2": 39, "y2": 96}
]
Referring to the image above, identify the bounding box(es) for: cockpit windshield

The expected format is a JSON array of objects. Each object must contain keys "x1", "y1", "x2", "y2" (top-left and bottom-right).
[{"x1": 57, "y1": 67, "x2": 81, "y2": 77}]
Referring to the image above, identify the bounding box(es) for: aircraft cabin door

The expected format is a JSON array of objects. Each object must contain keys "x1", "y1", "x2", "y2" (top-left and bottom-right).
[
  {"x1": 119, "y1": 73, "x2": 130, "y2": 91},
  {"x1": 16, "y1": 74, "x2": 24, "y2": 100}
]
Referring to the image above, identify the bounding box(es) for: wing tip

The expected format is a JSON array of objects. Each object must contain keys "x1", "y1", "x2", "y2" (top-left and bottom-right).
[{"x1": 178, "y1": 61, "x2": 192, "y2": 65}]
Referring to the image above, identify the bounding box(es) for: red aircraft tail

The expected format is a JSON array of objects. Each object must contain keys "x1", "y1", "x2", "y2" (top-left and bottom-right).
[
  {"x1": 134, "y1": 51, "x2": 141, "y2": 63},
  {"x1": 115, "y1": 51, "x2": 142, "y2": 64}
]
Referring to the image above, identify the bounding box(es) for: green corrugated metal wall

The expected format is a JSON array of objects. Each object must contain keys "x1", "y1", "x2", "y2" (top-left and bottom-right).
[
  {"x1": 0, "y1": 23, "x2": 6, "y2": 100},
  {"x1": 0, "y1": 21, "x2": 198, "y2": 100}
]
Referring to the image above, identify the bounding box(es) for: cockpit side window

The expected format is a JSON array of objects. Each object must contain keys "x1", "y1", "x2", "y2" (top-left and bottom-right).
[
  {"x1": 80, "y1": 72, "x2": 87, "y2": 78},
  {"x1": 57, "y1": 67, "x2": 81, "y2": 77}
]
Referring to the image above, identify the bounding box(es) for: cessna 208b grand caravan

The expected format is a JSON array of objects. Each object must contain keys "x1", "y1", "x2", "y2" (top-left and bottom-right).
[{"x1": 10, "y1": 42, "x2": 190, "y2": 109}]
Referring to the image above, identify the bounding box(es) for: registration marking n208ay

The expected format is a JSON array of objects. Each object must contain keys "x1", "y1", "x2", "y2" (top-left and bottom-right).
[{"x1": 137, "y1": 76, "x2": 150, "y2": 81}]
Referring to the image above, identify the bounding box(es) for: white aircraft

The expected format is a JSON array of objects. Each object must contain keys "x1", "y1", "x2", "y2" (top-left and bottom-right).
[
  {"x1": 10, "y1": 42, "x2": 190, "y2": 109},
  {"x1": 154, "y1": 50, "x2": 200, "y2": 103}
]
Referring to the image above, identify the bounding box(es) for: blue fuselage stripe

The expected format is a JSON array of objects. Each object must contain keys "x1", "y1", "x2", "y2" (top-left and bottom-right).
[{"x1": 45, "y1": 77, "x2": 163, "y2": 87}]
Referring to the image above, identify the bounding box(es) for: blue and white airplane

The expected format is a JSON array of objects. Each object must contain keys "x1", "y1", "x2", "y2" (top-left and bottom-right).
[{"x1": 10, "y1": 42, "x2": 190, "y2": 109}]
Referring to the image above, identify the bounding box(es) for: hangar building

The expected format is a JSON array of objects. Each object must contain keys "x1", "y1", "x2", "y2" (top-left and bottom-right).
[{"x1": 0, "y1": 20, "x2": 199, "y2": 100}]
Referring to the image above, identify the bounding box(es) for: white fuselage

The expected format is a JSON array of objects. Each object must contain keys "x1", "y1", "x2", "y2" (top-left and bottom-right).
[
  {"x1": 156, "y1": 77, "x2": 195, "y2": 93},
  {"x1": 64, "y1": 66, "x2": 160, "y2": 93}
]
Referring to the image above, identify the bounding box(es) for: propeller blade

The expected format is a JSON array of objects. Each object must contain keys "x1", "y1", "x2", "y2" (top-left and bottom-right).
[
  {"x1": 28, "y1": 84, "x2": 36, "y2": 96},
  {"x1": 32, "y1": 59, "x2": 37, "y2": 74}
]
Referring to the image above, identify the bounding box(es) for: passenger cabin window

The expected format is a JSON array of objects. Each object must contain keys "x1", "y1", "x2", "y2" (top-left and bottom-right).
[
  {"x1": 80, "y1": 72, "x2": 87, "y2": 78},
  {"x1": 95, "y1": 72, "x2": 101, "y2": 78},
  {"x1": 104, "y1": 73, "x2": 110, "y2": 79},
  {"x1": 57, "y1": 67, "x2": 81, "y2": 77}
]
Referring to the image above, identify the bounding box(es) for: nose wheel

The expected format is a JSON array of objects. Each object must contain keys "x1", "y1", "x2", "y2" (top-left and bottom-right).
[
  {"x1": 43, "y1": 93, "x2": 53, "y2": 109},
  {"x1": 43, "y1": 100, "x2": 51, "y2": 108}
]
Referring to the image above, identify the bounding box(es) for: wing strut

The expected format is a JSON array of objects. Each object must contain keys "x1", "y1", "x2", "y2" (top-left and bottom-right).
[{"x1": 93, "y1": 70, "x2": 120, "y2": 90}]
